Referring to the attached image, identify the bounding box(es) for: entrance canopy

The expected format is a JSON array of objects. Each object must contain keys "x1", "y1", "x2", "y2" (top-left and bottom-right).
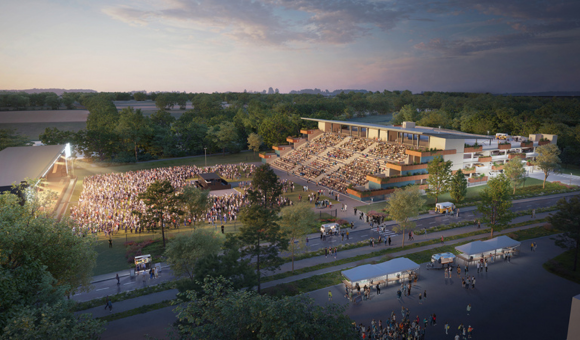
[
  {"x1": 342, "y1": 257, "x2": 419, "y2": 283},
  {"x1": 455, "y1": 236, "x2": 520, "y2": 256}
]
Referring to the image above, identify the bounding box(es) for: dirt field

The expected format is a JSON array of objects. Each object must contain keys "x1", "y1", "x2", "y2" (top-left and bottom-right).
[
  {"x1": 0, "y1": 122, "x2": 87, "y2": 140},
  {"x1": 0, "y1": 110, "x2": 89, "y2": 123}
]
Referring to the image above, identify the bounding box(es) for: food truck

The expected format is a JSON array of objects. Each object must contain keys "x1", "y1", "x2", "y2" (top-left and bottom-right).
[
  {"x1": 134, "y1": 254, "x2": 152, "y2": 275},
  {"x1": 428, "y1": 252, "x2": 456, "y2": 269},
  {"x1": 435, "y1": 202, "x2": 455, "y2": 214},
  {"x1": 320, "y1": 223, "x2": 339, "y2": 235}
]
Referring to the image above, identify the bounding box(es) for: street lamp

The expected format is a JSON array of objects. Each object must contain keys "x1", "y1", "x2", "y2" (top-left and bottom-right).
[
  {"x1": 204, "y1": 147, "x2": 207, "y2": 168},
  {"x1": 487, "y1": 130, "x2": 490, "y2": 145}
]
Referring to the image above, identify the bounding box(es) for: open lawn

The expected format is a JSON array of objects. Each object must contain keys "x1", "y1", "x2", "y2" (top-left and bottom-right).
[
  {"x1": 543, "y1": 248, "x2": 580, "y2": 285},
  {"x1": 0, "y1": 122, "x2": 87, "y2": 140},
  {"x1": 0, "y1": 109, "x2": 89, "y2": 123}
]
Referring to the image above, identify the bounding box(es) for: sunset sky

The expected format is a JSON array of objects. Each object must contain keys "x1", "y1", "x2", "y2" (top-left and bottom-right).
[{"x1": 1, "y1": 0, "x2": 579, "y2": 93}]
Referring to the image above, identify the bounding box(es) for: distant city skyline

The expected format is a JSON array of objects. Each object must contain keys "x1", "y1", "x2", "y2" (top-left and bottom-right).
[{"x1": 1, "y1": 0, "x2": 579, "y2": 94}]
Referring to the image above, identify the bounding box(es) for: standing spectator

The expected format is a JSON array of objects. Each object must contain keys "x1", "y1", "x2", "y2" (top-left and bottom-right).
[
  {"x1": 485, "y1": 260, "x2": 488, "y2": 272},
  {"x1": 441, "y1": 236, "x2": 444, "y2": 244},
  {"x1": 472, "y1": 277, "x2": 476, "y2": 289},
  {"x1": 424, "y1": 290, "x2": 427, "y2": 301},
  {"x1": 419, "y1": 294, "x2": 422, "y2": 304},
  {"x1": 468, "y1": 325, "x2": 474, "y2": 338},
  {"x1": 532, "y1": 209, "x2": 536, "y2": 219},
  {"x1": 467, "y1": 303, "x2": 472, "y2": 315},
  {"x1": 116, "y1": 273, "x2": 120, "y2": 285},
  {"x1": 477, "y1": 220, "x2": 481, "y2": 228},
  {"x1": 376, "y1": 283, "x2": 380, "y2": 295},
  {"x1": 334, "y1": 247, "x2": 337, "y2": 259},
  {"x1": 325, "y1": 247, "x2": 328, "y2": 258},
  {"x1": 388, "y1": 236, "x2": 391, "y2": 246},
  {"x1": 445, "y1": 322, "x2": 450, "y2": 335}
]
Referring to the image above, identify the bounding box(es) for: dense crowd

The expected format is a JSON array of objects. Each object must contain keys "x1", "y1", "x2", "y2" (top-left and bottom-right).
[
  {"x1": 271, "y1": 132, "x2": 418, "y2": 194},
  {"x1": 70, "y1": 163, "x2": 256, "y2": 235}
]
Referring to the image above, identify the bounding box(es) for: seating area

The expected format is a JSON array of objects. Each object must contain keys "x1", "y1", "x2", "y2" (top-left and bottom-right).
[
  {"x1": 367, "y1": 141, "x2": 408, "y2": 162},
  {"x1": 272, "y1": 132, "x2": 414, "y2": 194},
  {"x1": 341, "y1": 136, "x2": 374, "y2": 152}
]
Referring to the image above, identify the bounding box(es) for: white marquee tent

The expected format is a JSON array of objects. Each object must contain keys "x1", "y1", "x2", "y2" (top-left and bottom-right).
[
  {"x1": 455, "y1": 236, "x2": 521, "y2": 258},
  {"x1": 342, "y1": 258, "x2": 420, "y2": 285}
]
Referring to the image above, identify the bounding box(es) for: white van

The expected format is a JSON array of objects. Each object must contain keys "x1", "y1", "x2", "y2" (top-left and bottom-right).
[
  {"x1": 435, "y1": 202, "x2": 455, "y2": 214},
  {"x1": 320, "y1": 223, "x2": 339, "y2": 235}
]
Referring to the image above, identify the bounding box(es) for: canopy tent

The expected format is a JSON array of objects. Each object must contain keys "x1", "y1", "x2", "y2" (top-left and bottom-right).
[
  {"x1": 342, "y1": 258, "x2": 420, "y2": 284},
  {"x1": 455, "y1": 236, "x2": 520, "y2": 257},
  {"x1": 431, "y1": 252, "x2": 456, "y2": 263}
]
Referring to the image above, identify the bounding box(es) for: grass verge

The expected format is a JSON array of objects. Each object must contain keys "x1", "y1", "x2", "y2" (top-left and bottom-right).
[
  {"x1": 96, "y1": 300, "x2": 174, "y2": 322},
  {"x1": 543, "y1": 249, "x2": 580, "y2": 285}
]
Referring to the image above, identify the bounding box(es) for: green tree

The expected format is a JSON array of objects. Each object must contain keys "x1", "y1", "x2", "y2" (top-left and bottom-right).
[
  {"x1": 449, "y1": 169, "x2": 467, "y2": 203},
  {"x1": 181, "y1": 185, "x2": 210, "y2": 231},
  {"x1": 0, "y1": 128, "x2": 30, "y2": 151},
  {"x1": 190, "y1": 234, "x2": 257, "y2": 292},
  {"x1": 247, "y1": 163, "x2": 283, "y2": 209},
  {"x1": 386, "y1": 185, "x2": 425, "y2": 247},
  {"x1": 476, "y1": 174, "x2": 513, "y2": 235},
  {"x1": 164, "y1": 230, "x2": 224, "y2": 281},
  {"x1": 504, "y1": 158, "x2": 526, "y2": 194},
  {"x1": 133, "y1": 92, "x2": 147, "y2": 101},
  {"x1": 177, "y1": 93, "x2": 189, "y2": 110},
  {"x1": 44, "y1": 93, "x2": 61, "y2": 110},
  {"x1": 279, "y1": 203, "x2": 317, "y2": 272},
  {"x1": 116, "y1": 107, "x2": 150, "y2": 162},
  {"x1": 172, "y1": 276, "x2": 359, "y2": 339},
  {"x1": 533, "y1": 143, "x2": 561, "y2": 188},
  {"x1": 247, "y1": 132, "x2": 263, "y2": 155},
  {"x1": 133, "y1": 180, "x2": 183, "y2": 248},
  {"x1": 208, "y1": 121, "x2": 239, "y2": 154},
  {"x1": 238, "y1": 204, "x2": 288, "y2": 293},
  {"x1": 39, "y1": 127, "x2": 75, "y2": 145},
  {"x1": 548, "y1": 195, "x2": 580, "y2": 271},
  {"x1": 0, "y1": 188, "x2": 103, "y2": 339},
  {"x1": 426, "y1": 156, "x2": 452, "y2": 203},
  {"x1": 155, "y1": 93, "x2": 170, "y2": 110}
]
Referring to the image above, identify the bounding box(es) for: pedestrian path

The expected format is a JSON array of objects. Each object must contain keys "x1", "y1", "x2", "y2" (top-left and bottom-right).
[{"x1": 76, "y1": 289, "x2": 178, "y2": 318}]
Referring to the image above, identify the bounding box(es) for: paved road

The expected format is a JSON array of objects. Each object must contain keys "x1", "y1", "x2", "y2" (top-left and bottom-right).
[{"x1": 307, "y1": 235, "x2": 578, "y2": 340}]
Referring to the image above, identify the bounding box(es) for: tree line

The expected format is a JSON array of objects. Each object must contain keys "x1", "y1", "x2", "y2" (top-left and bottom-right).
[{"x1": 0, "y1": 90, "x2": 577, "y2": 165}]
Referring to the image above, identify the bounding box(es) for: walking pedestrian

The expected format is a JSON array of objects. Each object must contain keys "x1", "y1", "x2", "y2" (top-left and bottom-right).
[
  {"x1": 388, "y1": 236, "x2": 391, "y2": 246},
  {"x1": 419, "y1": 294, "x2": 422, "y2": 304},
  {"x1": 477, "y1": 220, "x2": 481, "y2": 228},
  {"x1": 347, "y1": 231, "x2": 350, "y2": 240},
  {"x1": 376, "y1": 283, "x2": 380, "y2": 295},
  {"x1": 328, "y1": 290, "x2": 333, "y2": 301},
  {"x1": 441, "y1": 235, "x2": 444, "y2": 244},
  {"x1": 445, "y1": 322, "x2": 450, "y2": 335},
  {"x1": 424, "y1": 290, "x2": 427, "y2": 300},
  {"x1": 472, "y1": 277, "x2": 476, "y2": 289},
  {"x1": 467, "y1": 303, "x2": 471, "y2": 315},
  {"x1": 485, "y1": 260, "x2": 488, "y2": 272},
  {"x1": 468, "y1": 325, "x2": 474, "y2": 338},
  {"x1": 107, "y1": 299, "x2": 113, "y2": 312},
  {"x1": 325, "y1": 247, "x2": 328, "y2": 258},
  {"x1": 334, "y1": 247, "x2": 337, "y2": 259},
  {"x1": 532, "y1": 209, "x2": 536, "y2": 219},
  {"x1": 465, "y1": 264, "x2": 468, "y2": 274},
  {"x1": 116, "y1": 273, "x2": 120, "y2": 285}
]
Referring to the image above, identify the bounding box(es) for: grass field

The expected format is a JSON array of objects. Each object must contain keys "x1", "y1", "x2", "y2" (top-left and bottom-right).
[
  {"x1": 561, "y1": 165, "x2": 580, "y2": 177},
  {"x1": 0, "y1": 122, "x2": 87, "y2": 140},
  {"x1": 543, "y1": 248, "x2": 580, "y2": 285},
  {"x1": 0, "y1": 109, "x2": 88, "y2": 123}
]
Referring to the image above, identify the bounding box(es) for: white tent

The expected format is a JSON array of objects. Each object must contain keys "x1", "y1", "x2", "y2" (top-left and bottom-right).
[
  {"x1": 342, "y1": 258, "x2": 420, "y2": 284},
  {"x1": 455, "y1": 236, "x2": 520, "y2": 256}
]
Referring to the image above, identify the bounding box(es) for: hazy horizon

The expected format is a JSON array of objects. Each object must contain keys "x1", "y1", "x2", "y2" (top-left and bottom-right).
[{"x1": 1, "y1": 0, "x2": 579, "y2": 94}]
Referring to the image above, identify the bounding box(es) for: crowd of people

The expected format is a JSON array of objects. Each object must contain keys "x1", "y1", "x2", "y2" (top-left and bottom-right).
[
  {"x1": 70, "y1": 163, "x2": 256, "y2": 235},
  {"x1": 271, "y1": 132, "x2": 415, "y2": 195}
]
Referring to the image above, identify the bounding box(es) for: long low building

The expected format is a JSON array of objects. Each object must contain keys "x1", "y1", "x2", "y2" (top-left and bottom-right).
[
  {"x1": 265, "y1": 117, "x2": 558, "y2": 201},
  {"x1": 341, "y1": 257, "x2": 420, "y2": 287},
  {"x1": 455, "y1": 236, "x2": 521, "y2": 263}
]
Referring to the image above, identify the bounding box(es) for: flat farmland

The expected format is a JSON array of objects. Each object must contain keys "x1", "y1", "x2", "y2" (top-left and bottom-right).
[
  {"x1": 0, "y1": 110, "x2": 89, "y2": 123},
  {"x1": 0, "y1": 122, "x2": 87, "y2": 140},
  {"x1": 114, "y1": 100, "x2": 189, "y2": 118}
]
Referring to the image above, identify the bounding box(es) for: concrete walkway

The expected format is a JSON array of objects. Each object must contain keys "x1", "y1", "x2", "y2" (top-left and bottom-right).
[{"x1": 76, "y1": 289, "x2": 178, "y2": 319}]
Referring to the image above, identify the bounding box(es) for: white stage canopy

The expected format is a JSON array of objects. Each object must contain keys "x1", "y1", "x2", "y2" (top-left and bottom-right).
[
  {"x1": 455, "y1": 236, "x2": 521, "y2": 256},
  {"x1": 342, "y1": 258, "x2": 420, "y2": 283}
]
